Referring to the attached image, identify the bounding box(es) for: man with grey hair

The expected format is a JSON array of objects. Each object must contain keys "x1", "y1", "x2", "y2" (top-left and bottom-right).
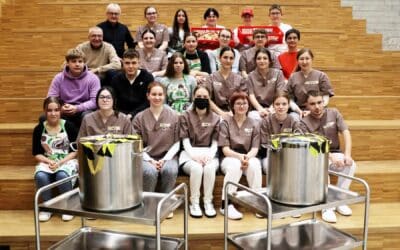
[
  {"x1": 75, "y1": 26, "x2": 121, "y2": 86},
  {"x1": 97, "y1": 3, "x2": 136, "y2": 58}
]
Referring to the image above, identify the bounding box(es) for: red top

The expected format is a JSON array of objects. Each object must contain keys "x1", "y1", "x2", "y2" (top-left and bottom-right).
[{"x1": 278, "y1": 51, "x2": 297, "y2": 79}]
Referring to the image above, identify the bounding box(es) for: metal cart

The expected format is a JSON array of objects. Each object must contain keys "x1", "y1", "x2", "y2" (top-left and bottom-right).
[
  {"x1": 34, "y1": 174, "x2": 188, "y2": 250},
  {"x1": 224, "y1": 170, "x2": 370, "y2": 250}
]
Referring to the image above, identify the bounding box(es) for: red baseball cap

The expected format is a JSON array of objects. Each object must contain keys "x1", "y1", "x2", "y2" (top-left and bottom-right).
[{"x1": 241, "y1": 8, "x2": 254, "y2": 17}]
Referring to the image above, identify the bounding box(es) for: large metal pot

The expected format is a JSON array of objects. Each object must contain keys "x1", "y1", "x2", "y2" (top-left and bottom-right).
[
  {"x1": 267, "y1": 133, "x2": 330, "y2": 206},
  {"x1": 78, "y1": 134, "x2": 143, "y2": 212}
]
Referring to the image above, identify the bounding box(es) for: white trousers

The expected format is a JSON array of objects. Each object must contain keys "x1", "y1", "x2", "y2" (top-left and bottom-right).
[
  {"x1": 329, "y1": 153, "x2": 356, "y2": 190},
  {"x1": 182, "y1": 158, "x2": 219, "y2": 204},
  {"x1": 220, "y1": 157, "x2": 262, "y2": 199}
]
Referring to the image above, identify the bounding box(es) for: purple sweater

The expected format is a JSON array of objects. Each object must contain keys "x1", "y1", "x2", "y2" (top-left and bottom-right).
[{"x1": 47, "y1": 66, "x2": 100, "y2": 112}]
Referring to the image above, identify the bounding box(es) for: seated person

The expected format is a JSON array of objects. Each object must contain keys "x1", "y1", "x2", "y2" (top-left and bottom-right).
[
  {"x1": 300, "y1": 90, "x2": 356, "y2": 223},
  {"x1": 202, "y1": 8, "x2": 225, "y2": 28},
  {"x1": 159, "y1": 52, "x2": 197, "y2": 114},
  {"x1": 286, "y1": 48, "x2": 334, "y2": 120},
  {"x1": 267, "y1": 4, "x2": 292, "y2": 56},
  {"x1": 137, "y1": 29, "x2": 168, "y2": 77},
  {"x1": 219, "y1": 91, "x2": 262, "y2": 220},
  {"x1": 168, "y1": 9, "x2": 191, "y2": 57},
  {"x1": 47, "y1": 48, "x2": 100, "y2": 128},
  {"x1": 111, "y1": 49, "x2": 154, "y2": 120},
  {"x1": 78, "y1": 87, "x2": 134, "y2": 138},
  {"x1": 207, "y1": 29, "x2": 240, "y2": 73},
  {"x1": 239, "y1": 29, "x2": 280, "y2": 79},
  {"x1": 247, "y1": 48, "x2": 286, "y2": 120},
  {"x1": 232, "y1": 8, "x2": 254, "y2": 51},
  {"x1": 132, "y1": 82, "x2": 180, "y2": 218},
  {"x1": 33, "y1": 97, "x2": 78, "y2": 222},
  {"x1": 179, "y1": 85, "x2": 220, "y2": 218},
  {"x1": 75, "y1": 26, "x2": 121, "y2": 86},
  {"x1": 278, "y1": 28, "x2": 301, "y2": 80},
  {"x1": 97, "y1": 3, "x2": 136, "y2": 58},
  {"x1": 181, "y1": 32, "x2": 211, "y2": 83},
  {"x1": 136, "y1": 6, "x2": 169, "y2": 51},
  {"x1": 203, "y1": 47, "x2": 246, "y2": 120}
]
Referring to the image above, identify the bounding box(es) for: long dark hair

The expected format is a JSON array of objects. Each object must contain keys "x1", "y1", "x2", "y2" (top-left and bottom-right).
[
  {"x1": 295, "y1": 48, "x2": 314, "y2": 72},
  {"x1": 170, "y1": 9, "x2": 190, "y2": 49},
  {"x1": 96, "y1": 86, "x2": 119, "y2": 117},
  {"x1": 164, "y1": 52, "x2": 190, "y2": 78}
]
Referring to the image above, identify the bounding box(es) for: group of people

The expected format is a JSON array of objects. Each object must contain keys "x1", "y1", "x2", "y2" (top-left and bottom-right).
[{"x1": 33, "y1": 3, "x2": 356, "y2": 225}]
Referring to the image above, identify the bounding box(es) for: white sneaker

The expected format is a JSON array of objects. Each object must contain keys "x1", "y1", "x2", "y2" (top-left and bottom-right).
[
  {"x1": 38, "y1": 212, "x2": 52, "y2": 222},
  {"x1": 62, "y1": 214, "x2": 74, "y2": 221},
  {"x1": 336, "y1": 205, "x2": 352, "y2": 216},
  {"x1": 166, "y1": 212, "x2": 174, "y2": 219},
  {"x1": 220, "y1": 205, "x2": 243, "y2": 220},
  {"x1": 203, "y1": 202, "x2": 216, "y2": 218},
  {"x1": 189, "y1": 203, "x2": 203, "y2": 218},
  {"x1": 322, "y1": 209, "x2": 337, "y2": 223}
]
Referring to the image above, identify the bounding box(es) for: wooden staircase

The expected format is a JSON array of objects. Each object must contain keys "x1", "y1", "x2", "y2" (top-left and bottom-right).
[{"x1": 0, "y1": 0, "x2": 399, "y2": 249}]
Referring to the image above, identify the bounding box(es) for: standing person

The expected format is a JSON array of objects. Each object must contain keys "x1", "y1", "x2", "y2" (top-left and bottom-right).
[
  {"x1": 247, "y1": 48, "x2": 286, "y2": 120},
  {"x1": 137, "y1": 29, "x2": 168, "y2": 77},
  {"x1": 181, "y1": 33, "x2": 211, "y2": 83},
  {"x1": 78, "y1": 87, "x2": 134, "y2": 138},
  {"x1": 239, "y1": 29, "x2": 280, "y2": 79},
  {"x1": 75, "y1": 27, "x2": 121, "y2": 86},
  {"x1": 278, "y1": 28, "x2": 301, "y2": 80},
  {"x1": 286, "y1": 48, "x2": 334, "y2": 120},
  {"x1": 33, "y1": 97, "x2": 78, "y2": 222},
  {"x1": 111, "y1": 49, "x2": 154, "y2": 120},
  {"x1": 260, "y1": 91, "x2": 302, "y2": 173},
  {"x1": 267, "y1": 4, "x2": 292, "y2": 56},
  {"x1": 202, "y1": 8, "x2": 224, "y2": 28},
  {"x1": 207, "y1": 29, "x2": 240, "y2": 73},
  {"x1": 232, "y1": 8, "x2": 254, "y2": 51},
  {"x1": 136, "y1": 6, "x2": 169, "y2": 51},
  {"x1": 204, "y1": 47, "x2": 246, "y2": 120},
  {"x1": 97, "y1": 3, "x2": 136, "y2": 58},
  {"x1": 159, "y1": 52, "x2": 197, "y2": 114},
  {"x1": 132, "y1": 82, "x2": 180, "y2": 218},
  {"x1": 47, "y1": 48, "x2": 100, "y2": 128},
  {"x1": 219, "y1": 91, "x2": 262, "y2": 220},
  {"x1": 168, "y1": 9, "x2": 190, "y2": 56},
  {"x1": 300, "y1": 90, "x2": 356, "y2": 223},
  {"x1": 180, "y1": 86, "x2": 220, "y2": 218}
]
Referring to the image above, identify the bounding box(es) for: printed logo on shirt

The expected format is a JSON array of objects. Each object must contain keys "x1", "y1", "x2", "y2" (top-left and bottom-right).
[
  {"x1": 160, "y1": 123, "x2": 171, "y2": 130},
  {"x1": 267, "y1": 78, "x2": 277, "y2": 84},
  {"x1": 323, "y1": 121, "x2": 335, "y2": 129},
  {"x1": 304, "y1": 80, "x2": 319, "y2": 85},
  {"x1": 244, "y1": 127, "x2": 253, "y2": 136},
  {"x1": 214, "y1": 81, "x2": 222, "y2": 87},
  {"x1": 107, "y1": 126, "x2": 121, "y2": 133},
  {"x1": 282, "y1": 128, "x2": 293, "y2": 133},
  {"x1": 201, "y1": 122, "x2": 211, "y2": 127}
]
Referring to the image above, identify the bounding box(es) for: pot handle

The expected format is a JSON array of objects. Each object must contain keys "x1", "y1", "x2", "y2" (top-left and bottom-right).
[{"x1": 266, "y1": 143, "x2": 281, "y2": 152}]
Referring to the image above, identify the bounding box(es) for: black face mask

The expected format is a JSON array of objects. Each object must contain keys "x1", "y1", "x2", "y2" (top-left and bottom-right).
[{"x1": 194, "y1": 98, "x2": 209, "y2": 110}]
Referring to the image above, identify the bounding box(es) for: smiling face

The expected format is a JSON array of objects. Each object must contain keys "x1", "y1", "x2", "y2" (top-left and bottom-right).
[
  {"x1": 286, "y1": 32, "x2": 299, "y2": 50},
  {"x1": 269, "y1": 8, "x2": 282, "y2": 25},
  {"x1": 273, "y1": 96, "x2": 289, "y2": 116},
  {"x1": 218, "y1": 30, "x2": 231, "y2": 47},
  {"x1": 233, "y1": 98, "x2": 249, "y2": 115},
  {"x1": 89, "y1": 29, "x2": 103, "y2": 48},
  {"x1": 145, "y1": 7, "x2": 158, "y2": 24},
  {"x1": 176, "y1": 10, "x2": 186, "y2": 25},
  {"x1": 205, "y1": 11, "x2": 218, "y2": 27},
  {"x1": 142, "y1": 32, "x2": 155, "y2": 49},
  {"x1": 297, "y1": 51, "x2": 313, "y2": 72},
  {"x1": 219, "y1": 50, "x2": 235, "y2": 70},
  {"x1": 123, "y1": 57, "x2": 139, "y2": 78},
  {"x1": 45, "y1": 102, "x2": 61, "y2": 125},
  {"x1": 147, "y1": 85, "x2": 165, "y2": 107},
  {"x1": 253, "y1": 32, "x2": 267, "y2": 48},
  {"x1": 184, "y1": 35, "x2": 198, "y2": 53},
  {"x1": 255, "y1": 51, "x2": 270, "y2": 70},
  {"x1": 66, "y1": 57, "x2": 84, "y2": 76},
  {"x1": 106, "y1": 7, "x2": 120, "y2": 24},
  {"x1": 306, "y1": 95, "x2": 324, "y2": 118},
  {"x1": 97, "y1": 89, "x2": 114, "y2": 111}
]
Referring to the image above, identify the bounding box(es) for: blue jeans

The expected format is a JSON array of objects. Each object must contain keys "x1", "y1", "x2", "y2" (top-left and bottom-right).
[{"x1": 34, "y1": 170, "x2": 72, "y2": 201}]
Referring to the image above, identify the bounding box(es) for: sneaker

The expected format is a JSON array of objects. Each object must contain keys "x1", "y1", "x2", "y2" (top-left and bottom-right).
[
  {"x1": 336, "y1": 205, "x2": 352, "y2": 216},
  {"x1": 38, "y1": 212, "x2": 52, "y2": 222},
  {"x1": 166, "y1": 212, "x2": 174, "y2": 219},
  {"x1": 322, "y1": 209, "x2": 337, "y2": 223},
  {"x1": 62, "y1": 214, "x2": 74, "y2": 221},
  {"x1": 203, "y1": 202, "x2": 216, "y2": 218},
  {"x1": 189, "y1": 203, "x2": 203, "y2": 218},
  {"x1": 220, "y1": 204, "x2": 243, "y2": 220},
  {"x1": 255, "y1": 213, "x2": 264, "y2": 218}
]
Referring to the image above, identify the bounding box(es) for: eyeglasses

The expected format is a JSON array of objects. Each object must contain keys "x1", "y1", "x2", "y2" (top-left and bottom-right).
[
  {"x1": 234, "y1": 102, "x2": 248, "y2": 107},
  {"x1": 146, "y1": 12, "x2": 157, "y2": 15},
  {"x1": 254, "y1": 35, "x2": 266, "y2": 39},
  {"x1": 107, "y1": 12, "x2": 120, "y2": 16},
  {"x1": 220, "y1": 35, "x2": 231, "y2": 39},
  {"x1": 99, "y1": 95, "x2": 112, "y2": 100},
  {"x1": 270, "y1": 11, "x2": 281, "y2": 15}
]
